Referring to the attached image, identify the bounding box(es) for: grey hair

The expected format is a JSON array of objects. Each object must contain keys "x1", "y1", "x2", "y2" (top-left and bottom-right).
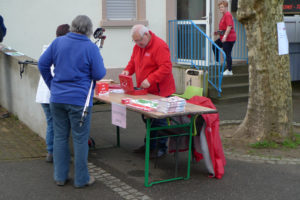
[
  {"x1": 70, "y1": 15, "x2": 93, "y2": 37},
  {"x1": 131, "y1": 24, "x2": 149, "y2": 37}
]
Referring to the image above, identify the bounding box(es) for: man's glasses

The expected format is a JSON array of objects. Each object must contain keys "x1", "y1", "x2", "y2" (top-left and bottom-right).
[{"x1": 133, "y1": 33, "x2": 145, "y2": 43}]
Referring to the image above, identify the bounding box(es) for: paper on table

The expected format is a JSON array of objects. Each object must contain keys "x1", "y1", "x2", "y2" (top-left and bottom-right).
[
  {"x1": 277, "y1": 22, "x2": 289, "y2": 55},
  {"x1": 109, "y1": 89, "x2": 124, "y2": 93},
  {"x1": 4, "y1": 51, "x2": 24, "y2": 56},
  {"x1": 112, "y1": 103, "x2": 126, "y2": 128}
]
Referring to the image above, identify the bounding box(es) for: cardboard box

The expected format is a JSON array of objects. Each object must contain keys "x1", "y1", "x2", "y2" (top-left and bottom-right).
[{"x1": 185, "y1": 69, "x2": 208, "y2": 96}]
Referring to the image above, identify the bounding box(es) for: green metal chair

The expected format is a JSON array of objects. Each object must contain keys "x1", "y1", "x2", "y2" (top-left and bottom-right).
[{"x1": 172, "y1": 86, "x2": 203, "y2": 99}]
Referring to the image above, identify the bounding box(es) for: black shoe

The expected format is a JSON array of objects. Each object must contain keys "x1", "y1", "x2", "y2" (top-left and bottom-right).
[
  {"x1": 150, "y1": 149, "x2": 167, "y2": 159},
  {"x1": 133, "y1": 145, "x2": 145, "y2": 154}
]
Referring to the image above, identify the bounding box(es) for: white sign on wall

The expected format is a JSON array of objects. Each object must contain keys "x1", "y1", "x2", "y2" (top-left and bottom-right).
[{"x1": 277, "y1": 22, "x2": 289, "y2": 55}]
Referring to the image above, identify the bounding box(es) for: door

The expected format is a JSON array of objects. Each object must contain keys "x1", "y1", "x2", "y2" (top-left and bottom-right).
[{"x1": 177, "y1": 0, "x2": 211, "y2": 63}]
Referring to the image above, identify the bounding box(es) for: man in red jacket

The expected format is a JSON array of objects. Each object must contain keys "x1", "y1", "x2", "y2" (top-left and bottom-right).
[{"x1": 121, "y1": 24, "x2": 175, "y2": 158}]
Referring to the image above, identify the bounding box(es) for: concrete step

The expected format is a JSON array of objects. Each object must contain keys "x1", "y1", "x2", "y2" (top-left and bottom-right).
[
  {"x1": 209, "y1": 82, "x2": 249, "y2": 97},
  {"x1": 210, "y1": 73, "x2": 249, "y2": 85},
  {"x1": 231, "y1": 64, "x2": 249, "y2": 74},
  {"x1": 211, "y1": 93, "x2": 249, "y2": 104},
  {"x1": 220, "y1": 73, "x2": 249, "y2": 85},
  {"x1": 208, "y1": 63, "x2": 249, "y2": 103},
  {"x1": 173, "y1": 62, "x2": 250, "y2": 103}
]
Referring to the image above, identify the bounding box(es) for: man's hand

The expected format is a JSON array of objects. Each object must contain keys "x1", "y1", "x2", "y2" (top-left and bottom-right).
[
  {"x1": 141, "y1": 79, "x2": 150, "y2": 88},
  {"x1": 121, "y1": 70, "x2": 129, "y2": 75}
]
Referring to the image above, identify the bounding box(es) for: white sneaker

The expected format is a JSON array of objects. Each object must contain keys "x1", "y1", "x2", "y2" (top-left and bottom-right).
[
  {"x1": 223, "y1": 70, "x2": 233, "y2": 76},
  {"x1": 223, "y1": 69, "x2": 229, "y2": 75}
]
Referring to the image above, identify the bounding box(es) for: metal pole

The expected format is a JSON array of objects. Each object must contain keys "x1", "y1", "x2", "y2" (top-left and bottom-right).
[
  {"x1": 116, "y1": 126, "x2": 120, "y2": 147},
  {"x1": 80, "y1": 81, "x2": 93, "y2": 127}
]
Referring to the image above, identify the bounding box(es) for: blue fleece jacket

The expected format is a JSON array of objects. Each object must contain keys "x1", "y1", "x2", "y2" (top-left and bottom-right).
[{"x1": 38, "y1": 32, "x2": 106, "y2": 106}]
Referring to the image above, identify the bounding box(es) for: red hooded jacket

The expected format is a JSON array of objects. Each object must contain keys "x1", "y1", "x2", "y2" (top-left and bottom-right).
[
  {"x1": 125, "y1": 31, "x2": 175, "y2": 97},
  {"x1": 188, "y1": 96, "x2": 226, "y2": 179}
]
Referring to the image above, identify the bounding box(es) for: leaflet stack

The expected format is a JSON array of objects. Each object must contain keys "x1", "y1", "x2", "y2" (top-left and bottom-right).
[{"x1": 156, "y1": 96, "x2": 186, "y2": 113}]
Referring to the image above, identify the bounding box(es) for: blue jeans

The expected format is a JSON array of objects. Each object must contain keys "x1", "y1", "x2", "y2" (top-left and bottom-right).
[
  {"x1": 149, "y1": 118, "x2": 168, "y2": 152},
  {"x1": 50, "y1": 103, "x2": 92, "y2": 187},
  {"x1": 41, "y1": 104, "x2": 54, "y2": 154}
]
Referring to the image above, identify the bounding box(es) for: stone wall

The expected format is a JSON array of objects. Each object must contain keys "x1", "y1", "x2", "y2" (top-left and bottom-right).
[
  {"x1": 0, "y1": 50, "x2": 46, "y2": 138},
  {"x1": 0, "y1": 48, "x2": 186, "y2": 139}
]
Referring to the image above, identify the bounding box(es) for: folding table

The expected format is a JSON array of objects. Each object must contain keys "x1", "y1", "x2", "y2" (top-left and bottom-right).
[{"x1": 94, "y1": 93, "x2": 217, "y2": 187}]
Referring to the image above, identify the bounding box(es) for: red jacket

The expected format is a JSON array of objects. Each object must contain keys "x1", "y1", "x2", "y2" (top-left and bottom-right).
[
  {"x1": 125, "y1": 31, "x2": 175, "y2": 97},
  {"x1": 219, "y1": 11, "x2": 236, "y2": 42},
  {"x1": 188, "y1": 96, "x2": 226, "y2": 179}
]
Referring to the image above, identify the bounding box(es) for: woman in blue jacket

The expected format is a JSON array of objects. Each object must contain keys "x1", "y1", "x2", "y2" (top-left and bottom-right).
[{"x1": 38, "y1": 15, "x2": 106, "y2": 188}]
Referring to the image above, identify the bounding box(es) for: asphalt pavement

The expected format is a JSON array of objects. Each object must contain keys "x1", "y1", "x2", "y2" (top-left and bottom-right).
[{"x1": 0, "y1": 82, "x2": 300, "y2": 200}]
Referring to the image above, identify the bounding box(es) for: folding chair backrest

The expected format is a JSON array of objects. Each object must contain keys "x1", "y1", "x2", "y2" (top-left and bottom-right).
[{"x1": 180, "y1": 86, "x2": 203, "y2": 99}]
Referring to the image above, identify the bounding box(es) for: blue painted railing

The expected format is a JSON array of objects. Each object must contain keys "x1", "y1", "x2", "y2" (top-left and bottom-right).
[
  {"x1": 168, "y1": 20, "x2": 226, "y2": 96},
  {"x1": 232, "y1": 17, "x2": 248, "y2": 63}
]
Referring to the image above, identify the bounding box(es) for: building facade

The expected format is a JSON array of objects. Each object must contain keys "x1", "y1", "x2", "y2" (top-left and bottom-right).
[{"x1": 0, "y1": 0, "x2": 231, "y2": 69}]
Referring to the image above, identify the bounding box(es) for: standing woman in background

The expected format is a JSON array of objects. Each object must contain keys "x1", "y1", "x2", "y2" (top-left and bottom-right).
[
  {"x1": 36, "y1": 24, "x2": 70, "y2": 163},
  {"x1": 213, "y1": 0, "x2": 236, "y2": 76},
  {"x1": 38, "y1": 15, "x2": 106, "y2": 188}
]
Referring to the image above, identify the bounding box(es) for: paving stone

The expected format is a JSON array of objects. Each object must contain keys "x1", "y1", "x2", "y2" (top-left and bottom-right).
[
  {"x1": 113, "y1": 188, "x2": 122, "y2": 192},
  {"x1": 118, "y1": 191, "x2": 129, "y2": 196},
  {"x1": 128, "y1": 189, "x2": 138, "y2": 193},
  {"x1": 124, "y1": 194, "x2": 135, "y2": 199},
  {"x1": 122, "y1": 185, "x2": 131, "y2": 190},
  {"x1": 141, "y1": 195, "x2": 151, "y2": 200}
]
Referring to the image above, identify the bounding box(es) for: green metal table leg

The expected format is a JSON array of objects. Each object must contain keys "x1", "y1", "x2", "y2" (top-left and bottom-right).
[
  {"x1": 144, "y1": 118, "x2": 151, "y2": 187},
  {"x1": 116, "y1": 126, "x2": 120, "y2": 147},
  {"x1": 185, "y1": 115, "x2": 194, "y2": 180},
  {"x1": 143, "y1": 116, "x2": 195, "y2": 186},
  {"x1": 175, "y1": 137, "x2": 179, "y2": 177}
]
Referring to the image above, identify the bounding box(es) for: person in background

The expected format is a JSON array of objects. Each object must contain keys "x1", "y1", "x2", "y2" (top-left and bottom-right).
[
  {"x1": 121, "y1": 24, "x2": 176, "y2": 159},
  {"x1": 212, "y1": 0, "x2": 236, "y2": 76},
  {"x1": 38, "y1": 15, "x2": 106, "y2": 188},
  {"x1": 36, "y1": 24, "x2": 70, "y2": 163},
  {"x1": 0, "y1": 15, "x2": 7, "y2": 43}
]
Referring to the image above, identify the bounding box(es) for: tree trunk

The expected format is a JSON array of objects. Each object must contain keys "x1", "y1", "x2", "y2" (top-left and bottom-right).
[{"x1": 234, "y1": 0, "x2": 293, "y2": 142}]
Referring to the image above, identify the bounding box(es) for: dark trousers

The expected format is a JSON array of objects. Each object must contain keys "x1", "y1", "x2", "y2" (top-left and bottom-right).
[
  {"x1": 142, "y1": 116, "x2": 168, "y2": 152},
  {"x1": 212, "y1": 39, "x2": 235, "y2": 71}
]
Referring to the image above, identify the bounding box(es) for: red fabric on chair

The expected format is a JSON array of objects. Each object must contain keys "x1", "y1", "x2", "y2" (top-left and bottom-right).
[{"x1": 187, "y1": 96, "x2": 226, "y2": 179}]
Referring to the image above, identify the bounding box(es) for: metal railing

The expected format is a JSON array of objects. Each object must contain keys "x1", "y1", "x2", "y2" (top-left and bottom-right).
[
  {"x1": 232, "y1": 17, "x2": 248, "y2": 62},
  {"x1": 168, "y1": 20, "x2": 226, "y2": 96}
]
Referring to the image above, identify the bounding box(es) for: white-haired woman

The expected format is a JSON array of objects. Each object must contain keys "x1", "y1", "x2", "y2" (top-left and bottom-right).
[{"x1": 38, "y1": 15, "x2": 106, "y2": 188}]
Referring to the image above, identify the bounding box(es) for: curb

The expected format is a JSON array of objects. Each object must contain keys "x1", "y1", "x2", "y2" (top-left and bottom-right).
[
  {"x1": 88, "y1": 162, "x2": 151, "y2": 200},
  {"x1": 225, "y1": 151, "x2": 300, "y2": 165},
  {"x1": 220, "y1": 120, "x2": 300, "y2": 165},
  {"x1": 220, "y1": 120, "x2": 300, "y2": 127}
]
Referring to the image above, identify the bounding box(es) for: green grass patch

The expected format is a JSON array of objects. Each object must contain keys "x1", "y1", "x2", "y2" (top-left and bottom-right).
[
  {"x1": 12, "y1": 115, "x2": 19, "y2": 121},
  {"x1": 246, "y1": 149, "x2": 256, "y2": 155},
  {"x1": 295, "y1": 134, "x2": 300, "y2": 145},
  {"x1": 250, "y1": 134, "x2": 300, "y2": 149},
  {"x1": 282, "y1": 134, "x2": 300, "y2": 148},
  {"x1": 282, "y1": 140, "x2": 297, "y2": 148},
  {"x1": 250, "y1": 141, "x2": 279, "y2": 149}
]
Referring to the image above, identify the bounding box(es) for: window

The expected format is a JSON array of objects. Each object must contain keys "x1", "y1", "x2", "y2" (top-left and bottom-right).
[
  {"x1": 101, "y1": 0, "x2": 148, "y2": 27},
  {"x1": 106, "y1": 0, "x2": 136, "y2": 20}
]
